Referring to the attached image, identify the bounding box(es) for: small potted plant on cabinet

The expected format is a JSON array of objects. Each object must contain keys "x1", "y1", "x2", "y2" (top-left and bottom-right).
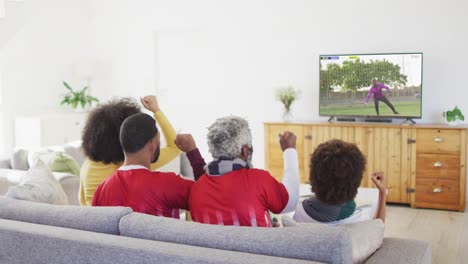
[{"x1": 443, "y1": 106, "x2": 464, "y2": 125}]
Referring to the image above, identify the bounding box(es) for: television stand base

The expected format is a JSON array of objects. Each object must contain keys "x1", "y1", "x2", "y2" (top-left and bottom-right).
[
  {"x1": 336, "y1": 117, "x2": 356, "y2": 122},
  {"x1": 364, "y1": 118, "x2": 392, "y2": 123},
  {"x1": 401, "y1": 118, "x2": 416, "y2": 124}
]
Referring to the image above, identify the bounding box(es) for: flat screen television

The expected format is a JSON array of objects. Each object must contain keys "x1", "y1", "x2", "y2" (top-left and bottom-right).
[{"x1": 319, "y1": 52, "x2": 423, "y2": 120}]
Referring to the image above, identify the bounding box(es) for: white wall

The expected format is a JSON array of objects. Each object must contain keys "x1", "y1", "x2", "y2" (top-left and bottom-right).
[
  {"x1": 0, "y1": 0, "x2": 91, "y2": 153},
  {"x1": 88, "y1": 0, "x2": 468, "y2": 165},
  {"x1": 1, "y1": 0, "x2": 466, "y2": 207}
]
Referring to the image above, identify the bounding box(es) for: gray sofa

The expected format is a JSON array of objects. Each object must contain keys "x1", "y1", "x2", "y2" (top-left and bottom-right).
[{"x1": 0, "y1": 197, "x2": 431, "y2": 264}]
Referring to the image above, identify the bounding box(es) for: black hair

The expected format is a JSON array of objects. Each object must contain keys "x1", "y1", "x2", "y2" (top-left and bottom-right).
[
  {"x1": 81, "y1": 98, "x2": 141, "y2": 164},
  {"x1": 120, "y1": 113, "x2": 159, "y2": 153},
  {"x1": 310, "y1": 139, "x2": 366, "y2": 205}
]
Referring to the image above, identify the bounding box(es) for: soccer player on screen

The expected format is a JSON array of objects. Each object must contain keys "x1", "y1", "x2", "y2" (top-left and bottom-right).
[{"x1": 365, "y1": 79, "x2": 399, "y2": 115}]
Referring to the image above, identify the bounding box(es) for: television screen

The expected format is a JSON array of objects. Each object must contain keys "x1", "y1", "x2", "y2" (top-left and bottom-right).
[{"x1": 319, "y1": 53, "x2": 423, "y2": 119}]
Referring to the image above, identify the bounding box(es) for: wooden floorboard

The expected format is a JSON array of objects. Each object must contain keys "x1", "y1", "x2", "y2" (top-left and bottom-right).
[{"x1": 385, "y1": 205, "x2": 468, "y2": 264}]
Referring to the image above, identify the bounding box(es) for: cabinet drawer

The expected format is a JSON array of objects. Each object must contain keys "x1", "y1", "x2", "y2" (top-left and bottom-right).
[
  {"x1": 417, "y1": 129, "x2": 461, "y2": 154},
  {"x1": 416, "y1": 154, "x2": 460, "y2": 180},
  {"x1": 415, "y1": 178, "x2": 459, "y2": 206}
]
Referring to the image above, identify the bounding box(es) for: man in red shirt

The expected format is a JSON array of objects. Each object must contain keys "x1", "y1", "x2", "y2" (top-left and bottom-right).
[
  {"x1": 189, "y1": 116, "x2": 299, "y2": 227},
  {"x1": 92, "y1": 113, "x2": 196, "y2": 219}
]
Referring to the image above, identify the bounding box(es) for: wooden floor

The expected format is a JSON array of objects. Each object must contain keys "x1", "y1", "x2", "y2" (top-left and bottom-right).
[{"x1": 385, "y1": 205, "x2": 468, "y2": 264}]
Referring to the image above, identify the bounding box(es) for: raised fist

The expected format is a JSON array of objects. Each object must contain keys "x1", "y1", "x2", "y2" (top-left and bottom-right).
[
  {"x1": 175, "y1": 134, "x2": 197, "y2": 153},
  {"x1": 279, "y1": 131, "x2": 296, "y2": 151},
  {"x1": 140, "y1": 95, "x2": 160, "y2": 113}
]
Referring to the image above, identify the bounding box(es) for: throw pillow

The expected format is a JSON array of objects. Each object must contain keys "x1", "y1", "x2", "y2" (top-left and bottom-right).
[
  {"x1": 11, "y1": 148, "x2": 30, "y2": 170},
  {"x1": 5, "y1": 160, "x2": 69, "y2": 205},
  {"x1": 282, "y1": 215, "x2": 384, "y2": 264},
  {"x1": 28, "y1": 150, "x2": 81, "y2": 176},
  {"x1": 48, "y1": 140, "x2": 85, "y2": 166}
]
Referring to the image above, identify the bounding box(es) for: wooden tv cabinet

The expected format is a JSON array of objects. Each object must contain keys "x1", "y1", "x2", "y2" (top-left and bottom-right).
[{"x1": 264, "y1": 122, "x2": 467, "y2": 211}]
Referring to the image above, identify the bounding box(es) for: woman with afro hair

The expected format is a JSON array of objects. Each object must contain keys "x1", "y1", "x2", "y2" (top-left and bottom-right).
[{"x1": 79, "y1": 95, "x2": 182, "y2": 206}]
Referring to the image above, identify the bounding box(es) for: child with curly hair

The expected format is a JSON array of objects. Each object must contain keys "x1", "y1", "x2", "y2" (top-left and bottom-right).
[{"x1": 293, "y1": 139, "x2": 386, "y2": 224}]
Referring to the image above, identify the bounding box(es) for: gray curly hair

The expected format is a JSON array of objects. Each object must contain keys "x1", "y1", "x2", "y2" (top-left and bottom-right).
[{"x1": 207, "y1": 116, "x2": 252, "y2": 159}]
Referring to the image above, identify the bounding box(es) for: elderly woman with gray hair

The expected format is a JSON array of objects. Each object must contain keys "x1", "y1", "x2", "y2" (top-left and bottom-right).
[{"x1": 188, "y1": 116, "x2": 299, "y2": 227}]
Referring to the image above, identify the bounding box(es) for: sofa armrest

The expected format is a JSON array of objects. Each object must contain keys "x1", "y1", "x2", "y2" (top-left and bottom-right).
[
  {"x1": 365, "y1": 237, "x2": 431, "y2": 264},
  {"x1": 0, "y1": 156, "x2": 12, "y2": 169}
]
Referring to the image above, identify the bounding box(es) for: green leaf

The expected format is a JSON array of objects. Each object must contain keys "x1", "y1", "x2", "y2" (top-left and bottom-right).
[
  {"x1": 63, "y1": 81, "x2": 73, "y2": 92},
  {"x1": 80, "y1": 99, "x2": 86, "y2": 109}
]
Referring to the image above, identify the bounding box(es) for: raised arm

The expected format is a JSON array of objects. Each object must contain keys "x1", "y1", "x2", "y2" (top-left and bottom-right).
[
  {"x1": 279, "y1": 131, "x2": 300, "y2": 214},
  {"x1": 140, "y1": 95, "x2": 182, "y2": 170},
  {"x1": 371, "y1": 171, "x2": 387, "y2": 223},
  {"x1": 381, "y1": 83, "x2": 391, "y2": 92},
  {"x1": 365, "y1": 88, "x2": 374, "y2": 103},
  {"x1": 175, "y1": 134, "x2": 206, "y2": 181}
]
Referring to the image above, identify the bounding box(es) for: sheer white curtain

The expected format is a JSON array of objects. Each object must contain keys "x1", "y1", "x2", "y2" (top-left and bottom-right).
[
  {"x1": 0, "y1": 0, "x2": 5, "y2": 18},
  {"x1": 0, "y1": 53, "x2": 3, "y2": 154}
]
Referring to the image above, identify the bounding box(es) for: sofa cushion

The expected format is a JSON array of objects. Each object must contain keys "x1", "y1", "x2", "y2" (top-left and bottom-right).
[
  {"x1": 365, "y1": 238, "x2": 431, "y2": 264},
  {"x1": 48, "y1": 140, "x2": 86, "y2": 167},
  {"x1": 119, "y1": 212, "x2": 352, "y2": 264},
  {"x1": 0, "y1": 169, "x2": 80, "y2": 205},
  {"x1": 0, "y1": 155, "x2": 12, "y2": 169},
  {"x1": 5, "y1": 160, "x2": 69, "y2": 205},
  {"x1": 28, "y1": 150, "x2": 81, "y2": 176},
  {"x1": 0, "y1": 196, "x2": 132, "y2": 235},
  {"x1": 11, "y1": 149, "x2": 29, "y2": 170}
]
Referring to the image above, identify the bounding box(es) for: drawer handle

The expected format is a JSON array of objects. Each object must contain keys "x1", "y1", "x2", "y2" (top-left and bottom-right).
[
  {"x1": 434, "y1": 137, "x2": 444, "y2": 142},
  {"x1": 433, "y1": 187, "x2": 442, "y2": 193},
  {"x1": 433, "y1": 161, "x2": 442, "y2": 167}
]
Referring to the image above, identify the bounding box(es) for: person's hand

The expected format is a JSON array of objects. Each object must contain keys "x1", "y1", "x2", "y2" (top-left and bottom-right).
[
  {"x1": 175, "y1": 134, "x2": 197, "y2": 153},
  {"x1": 371, "y1": 172, "x2": 387, "y2": 194},
  {"x1": 271, "y1": 217, "x2": 281, "y2": 228},
  {"x1": 279, "y1": 131, "x2": 296, "y2": 151},
  {"x1": 140, "y1": 95, "x2": 160, "y2": 113}
]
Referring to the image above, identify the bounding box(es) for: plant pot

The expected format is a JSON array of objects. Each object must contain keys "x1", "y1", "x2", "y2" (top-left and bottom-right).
[
  {"x1": 447, "y1": 117, "x2": 461, "y2": 126},
  {"x1": 282, "y1": 108, "x2": 293, "y2": 122}
]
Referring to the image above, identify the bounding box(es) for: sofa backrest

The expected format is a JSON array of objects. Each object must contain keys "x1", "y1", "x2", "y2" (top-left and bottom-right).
[
  {"x1": 0, "y1": 218, "x2": 317, "y2": 264},
  {"x1": 119, "y1": 212, "x2": 353, "y2": 264},
  {"x1": 0, "y1": 196, "x2": 132, "y2": 235}
]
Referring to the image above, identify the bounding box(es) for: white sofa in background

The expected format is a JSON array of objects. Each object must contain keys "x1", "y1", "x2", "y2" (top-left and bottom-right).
[{"x1": 0, "y1": 142, "x2": 192, "y2": 206}]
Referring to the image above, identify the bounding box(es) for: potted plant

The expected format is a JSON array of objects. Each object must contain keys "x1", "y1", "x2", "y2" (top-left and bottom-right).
[
  {"x1": 276, "y1": 86, "x2": 300, "y2": 122},
  {"x1": 443, "y1": 106, "x2": 464, "y2": 125},
  {"x1": 60, "y1": 81, "x2": 99, "y2": 111}
]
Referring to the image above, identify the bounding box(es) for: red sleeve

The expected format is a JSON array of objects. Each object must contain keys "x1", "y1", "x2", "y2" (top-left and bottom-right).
[
  {"x1": 256, "y1": 170, "x2": 289, "y2": 214},
  {"x1": 164, "y1": 174, "x2": 194, "y2": 210}
]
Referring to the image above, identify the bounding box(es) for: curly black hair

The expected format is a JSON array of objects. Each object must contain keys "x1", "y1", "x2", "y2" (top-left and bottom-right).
[
  {"x1": 82, "y1": 98, "x2": 142, "y2": 164},
  {"x1": 310, "y1": 139, "x2": 366, "y2": 205}
]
